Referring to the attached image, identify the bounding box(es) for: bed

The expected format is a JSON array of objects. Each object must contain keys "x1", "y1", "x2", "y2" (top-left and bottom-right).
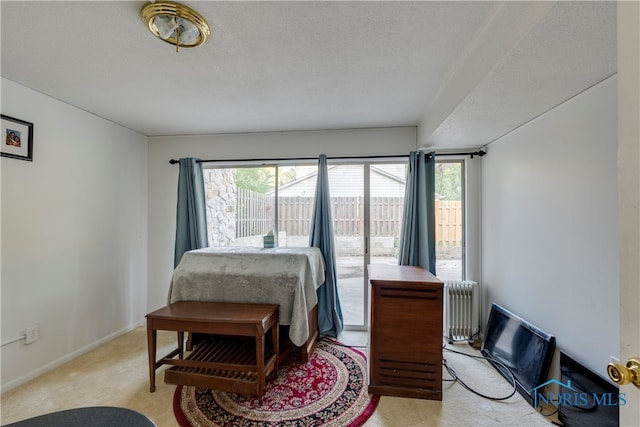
[{"x1": 168, "y1": 246, "x2": 326, "y2": 361}]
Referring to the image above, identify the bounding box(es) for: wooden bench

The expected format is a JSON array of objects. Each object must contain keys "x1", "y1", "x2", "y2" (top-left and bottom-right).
[{"x1": 146, "y1": 301, "x2": 279, "y2": 397}]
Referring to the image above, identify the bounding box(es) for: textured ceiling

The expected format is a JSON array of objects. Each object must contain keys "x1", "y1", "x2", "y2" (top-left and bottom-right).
[
  {"x1": 425, "y1": 1, "x2": 617, "y2": 147},
  {"x1": 0, "y1": 1, "x2": 617, "y2": 149}
]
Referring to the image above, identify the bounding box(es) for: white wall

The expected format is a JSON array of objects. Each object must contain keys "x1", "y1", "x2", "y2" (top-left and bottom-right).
[
  {"x1": 481, "y1": 76, "x2": 619, "y2": 379},
  {"x1": 0, "y1": 79, "x2": 148, "y2": 391},
  {"x1": 147, "y1": 127, "x2": 416, "y2": 311}
]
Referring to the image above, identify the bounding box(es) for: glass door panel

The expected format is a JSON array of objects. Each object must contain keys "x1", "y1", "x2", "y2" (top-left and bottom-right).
[
  {"x1": 328, "y1": 162, "x2": 407, "y2": 329},
  {"x1": 328, "y1": 164, "x2": 366, "y2": 328},
  {"x1": 369, "y1": 163, "x2": 406, "y2": 267},
  {"x1": 434, "y1": 161, "x2": 464, "y2": 281},
  {"x1": 277, "y1": 165, "x2": 318, "y2": 247},
  {"x1": 203, "y1": 167, "x2": 276, "y2": 247}
]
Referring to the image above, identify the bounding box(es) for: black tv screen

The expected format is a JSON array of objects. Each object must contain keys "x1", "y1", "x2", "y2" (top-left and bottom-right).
[
  {"x1": 558, "y1": 351, "x2": 620, "y2": 427},
  {"x1": 481, "y1": 303, "x2": 556, "y2": 407}
]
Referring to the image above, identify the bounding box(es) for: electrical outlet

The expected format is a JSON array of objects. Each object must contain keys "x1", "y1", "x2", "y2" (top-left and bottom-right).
[{"x1": 24, "y1": 325, "x2": 38, "y2": 345}]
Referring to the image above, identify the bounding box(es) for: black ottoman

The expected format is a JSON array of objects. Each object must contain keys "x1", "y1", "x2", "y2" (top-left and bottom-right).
[{"x1": 4, "y1": 407, "x2": 156, "y2": 427}]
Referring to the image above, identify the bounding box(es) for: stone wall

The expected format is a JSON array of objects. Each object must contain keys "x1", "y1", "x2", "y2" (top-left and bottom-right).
[{"x1": 204, "y1": 169, "x2": 237, "y2": 246}]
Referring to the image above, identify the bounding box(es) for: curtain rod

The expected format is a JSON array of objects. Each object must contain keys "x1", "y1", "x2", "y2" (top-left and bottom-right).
[{"x1": 169, "y1": 151, "x2": 486, "y2": 164}]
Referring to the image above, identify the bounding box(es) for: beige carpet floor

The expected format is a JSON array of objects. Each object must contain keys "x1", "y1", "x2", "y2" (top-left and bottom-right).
[{"x1": 1, "y1": 327, "x2": 553, "y2": 426}]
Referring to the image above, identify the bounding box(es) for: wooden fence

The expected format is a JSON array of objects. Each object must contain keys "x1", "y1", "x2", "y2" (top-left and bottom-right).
[
  {"x1": 279, "y1": 196, "x2": 314, "y2": 237},
  {"x1": 236, "y1": 191, "x2": 462, "y2": 245},
  {"x1": 236, "y1": 188, "x2": 274, "y2": 237},
  {"x1": 435, "y1": 200, "x2": 462, "y2": 246}
]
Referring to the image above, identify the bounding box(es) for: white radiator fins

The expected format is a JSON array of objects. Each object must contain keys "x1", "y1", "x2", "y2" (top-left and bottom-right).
[{"x1": 443, "y1": 280, "x2": 479, "y2": 342}]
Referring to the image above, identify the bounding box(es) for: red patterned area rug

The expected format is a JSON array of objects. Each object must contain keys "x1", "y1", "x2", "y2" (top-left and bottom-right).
[{"x1": 173, "y1": 338, "x2": 379, "y2": 427}]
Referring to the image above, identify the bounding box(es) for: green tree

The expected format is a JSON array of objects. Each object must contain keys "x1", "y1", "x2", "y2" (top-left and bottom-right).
[
  {"x1": 278, "y1": 167, "x2": 298, "y2": 187},
  {"x1": 435, "y1": 163, "x2": 462, "y2": 200},
  {"x1": 236, "y1": 167, "x2": 275, "y2": 193}
]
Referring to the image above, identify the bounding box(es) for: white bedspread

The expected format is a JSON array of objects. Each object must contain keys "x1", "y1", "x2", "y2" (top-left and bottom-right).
[{"x1": 168, "y1": 246, "x2": 325, "y2": 346}]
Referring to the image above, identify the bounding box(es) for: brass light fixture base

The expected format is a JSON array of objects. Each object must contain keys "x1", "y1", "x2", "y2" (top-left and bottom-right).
[{"x1": 141, "y1": 1, "x2": 210, "y2": 50}]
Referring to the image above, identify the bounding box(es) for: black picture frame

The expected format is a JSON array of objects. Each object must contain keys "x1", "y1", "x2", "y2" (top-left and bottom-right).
[{"x1": 1, "y1": 114, "x2": 33, "y2": 161}]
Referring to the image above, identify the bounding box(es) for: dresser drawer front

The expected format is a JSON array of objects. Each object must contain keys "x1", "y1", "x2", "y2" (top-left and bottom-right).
[
  {"x1": 372, "y1": 358, "x2": 441, "y2": 388},
  {"x1": 371, "y1": 286, "x2": 443, "y2": 351}
]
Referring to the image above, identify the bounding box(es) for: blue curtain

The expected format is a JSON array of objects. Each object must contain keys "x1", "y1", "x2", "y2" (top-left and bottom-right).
[
  {"x1": 309, "y1": 154, "x2": 344, "y2": 337},
  {"x1": 174, "y1": 158, "x2": 209, "y2": 267},
  {"x1": 398, "y1": 151, "x2": 436, "y2": 274}
]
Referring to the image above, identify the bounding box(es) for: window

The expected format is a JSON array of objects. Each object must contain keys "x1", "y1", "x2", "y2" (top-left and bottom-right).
[
  {"x1": 202, "y1": 165, "x2": 317, "y2": 247},
  {"x1": 202, "y1": 159, "x2": 466, "y2": 299},
  {"x1": 434, "y1": 160, "x2": 464, "y2": 281}
]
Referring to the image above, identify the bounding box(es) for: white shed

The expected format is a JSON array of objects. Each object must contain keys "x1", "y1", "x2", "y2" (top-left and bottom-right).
[{"x1": 277, "y1": 164, "x2": 406, "y2": 197}]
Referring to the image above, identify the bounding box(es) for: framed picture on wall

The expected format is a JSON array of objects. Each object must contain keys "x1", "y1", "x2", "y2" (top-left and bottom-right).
[{"x1": 1, "y1": 114, "x2": 33, "y2": 161}]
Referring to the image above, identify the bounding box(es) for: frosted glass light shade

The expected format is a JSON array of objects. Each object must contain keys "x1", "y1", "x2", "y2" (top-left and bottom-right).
[{"x1": 153, "y1": 15, "x2": 179, "y2": 40}]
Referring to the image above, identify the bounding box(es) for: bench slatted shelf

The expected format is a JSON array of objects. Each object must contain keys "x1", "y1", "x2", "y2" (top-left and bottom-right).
[
  {"x1": 164, "y1": 336, "x2": 277, "y2": 395},
  {"x1": 146, "y1": 301, "x2": 279, "y2": 397}
]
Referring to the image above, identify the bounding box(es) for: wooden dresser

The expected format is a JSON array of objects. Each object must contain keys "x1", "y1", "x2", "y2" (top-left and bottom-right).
[{"x1": 367, "y1": 264, "x2": 443, "y2": 400}]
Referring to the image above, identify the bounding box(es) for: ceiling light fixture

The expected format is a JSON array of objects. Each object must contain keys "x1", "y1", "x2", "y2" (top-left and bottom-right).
[{"x1": 141, "y1": 1, "x2": 210, "y2": 52}]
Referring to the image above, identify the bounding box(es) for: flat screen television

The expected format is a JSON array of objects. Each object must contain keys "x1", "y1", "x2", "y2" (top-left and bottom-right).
[
  {"x1": 481, "y1": 303, "x2": 556, "y2": 407},
  {"x1": 558, "y1": 351, "x2": 620, "y2": 427}
]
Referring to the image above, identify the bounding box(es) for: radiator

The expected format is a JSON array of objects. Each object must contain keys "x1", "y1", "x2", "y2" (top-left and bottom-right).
[{"x1": 443, "y1": 280, "x2": 479, "y2": 342}]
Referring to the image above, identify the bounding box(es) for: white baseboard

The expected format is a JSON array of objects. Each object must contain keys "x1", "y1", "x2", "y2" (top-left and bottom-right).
[{"x1": 0, "y1": 321, "x2": 145, "y2": 394}]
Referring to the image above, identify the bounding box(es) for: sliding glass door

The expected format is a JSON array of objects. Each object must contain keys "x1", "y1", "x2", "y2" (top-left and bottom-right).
[
  {"x1": 202, "y1": 160, "x2": 464, "y2": 329},
  {"x1": 328, "y1": 162, "x2": 407, "y2": 329},
  {"x1": 327, "y1": 164, "x2": 366, "y2": 328}
]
